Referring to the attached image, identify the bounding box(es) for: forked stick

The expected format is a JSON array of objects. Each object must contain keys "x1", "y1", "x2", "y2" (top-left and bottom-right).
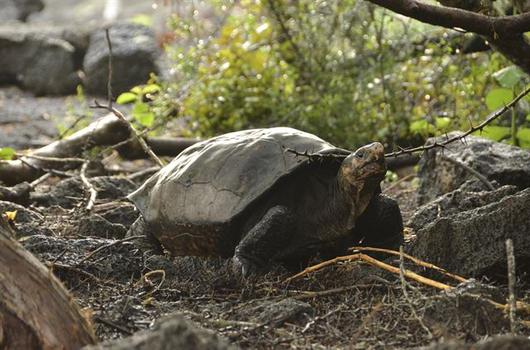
[
  {"x1": 350, "y1": 246, "x2": 468, "y2": 283},
  {"x1": 284, "y1": 252, "x2": 452, "y2": 290},
  {"x1": 284, "y1": 251, "x2": 530, "y2": 318}
]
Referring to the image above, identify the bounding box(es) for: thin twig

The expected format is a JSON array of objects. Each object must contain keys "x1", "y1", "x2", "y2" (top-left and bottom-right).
[
  {"x1": 440, "y1": 155, "x2": 494, "y2": 191},
  {"x1": 90, "y1": 27, "x2": 164, "y2": 167},
  {"x1": 140, "y1": 269, "x2": 166, "y2": 297},
  {"x1": 92, "y1": 101, "x2": 164, "y2": 167},
  {"x1": 284, "y1": 147, "x2": 345, "y2": 163},
  {"x1": 284, "y1": 253, "x2": 452, "y2": 290},
  {"x1": 385, "y1": 85, "x2": 530, "y2": 158},
  {"x1": 17, "y1": 153, "x2": 86, "y2": 164},
  {"x1": 349, "y1": 246, "x2": 468, "y2": 283},
  {"x1": 292, "y1": 284, "x2": 395, "y2": 301},
  {"x1": 80, "y1": 161, "x2": 97, "y2": 211},
  {"x1": 105, "y1": 28, "x2": 113, "y2": 108},
  {"x1": 506, "y1": 239, "x2": 518, "y2": 334},
  {"x1": 77, "y1": 235, "x2": 145, "y2": 264},
  {"x1": 29, "y1": 172, "x2": 52, "y2": 188},
  {"x1": 301, "y1": 304, "x2": 343, "y2": 333},
  {"x1": 286, "y1": 86, "x2": 530, "y2": 161}
]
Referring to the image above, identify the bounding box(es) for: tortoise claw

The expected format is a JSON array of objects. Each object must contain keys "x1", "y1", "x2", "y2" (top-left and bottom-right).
[{"x1": 232, "y1": 255, "x2": 261, "y2": 278}]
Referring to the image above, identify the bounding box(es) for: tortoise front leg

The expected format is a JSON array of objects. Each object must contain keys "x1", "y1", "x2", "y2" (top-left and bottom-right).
[
  {"x1": 233, "y1": 205, "x2": 296, "y2": 277},
  {"x1": 356, "y1": 194, "x2": 404, "y2": 250}
]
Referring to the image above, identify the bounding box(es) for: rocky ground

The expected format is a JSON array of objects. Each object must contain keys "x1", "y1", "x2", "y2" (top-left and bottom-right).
[
  {"x1": 2, "y1": 105, "x2": 530, "y2": 349},
  {"x1": 1, "y1": 1, "x2": 530, "y2": 349}
]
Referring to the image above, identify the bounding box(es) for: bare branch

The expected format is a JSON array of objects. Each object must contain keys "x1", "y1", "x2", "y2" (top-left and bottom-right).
[
  {"x1": 91, "y1": 101, "x2": 164, "y2": 167},
  {"x1": 90, "y1": 28, "x2": 164, "y2": 168},
  {"x1": 386, "y1": 85, "x2": 530, "y2": 158},
  {"x1": 364, "y1": 0, "x2": 530, "y2": 37}
]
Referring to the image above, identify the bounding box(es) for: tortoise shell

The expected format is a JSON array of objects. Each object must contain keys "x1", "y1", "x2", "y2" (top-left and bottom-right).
[{"x1": 128, "y1": 127, "x2": 349, "y2": 255}]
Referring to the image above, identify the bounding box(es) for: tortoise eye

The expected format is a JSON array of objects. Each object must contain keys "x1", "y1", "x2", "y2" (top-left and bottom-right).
[{"x1": 355, "y1": 150, "x2": 365, "y2": 159}]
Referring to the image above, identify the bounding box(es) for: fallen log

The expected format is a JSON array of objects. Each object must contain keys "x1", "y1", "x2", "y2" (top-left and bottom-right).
[
  {"x1": 0, "y1": 215, "x2": 96, "y2": 349},
  {"x1": 0, "y1": 114, "x2": 130, "y2": 185},
  {"x1": 0, "y1": 114, "x2": 200, "y2": 186}
]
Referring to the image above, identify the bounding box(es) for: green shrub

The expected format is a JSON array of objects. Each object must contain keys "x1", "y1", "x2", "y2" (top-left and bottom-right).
[{"x1": 149, "y1": 0, "x2": 526, "y2": 149}]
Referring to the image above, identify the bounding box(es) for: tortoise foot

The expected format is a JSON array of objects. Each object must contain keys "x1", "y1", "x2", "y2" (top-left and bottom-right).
[{"x1": 232, "y1": 255, "x2": 263, "y2": 278}]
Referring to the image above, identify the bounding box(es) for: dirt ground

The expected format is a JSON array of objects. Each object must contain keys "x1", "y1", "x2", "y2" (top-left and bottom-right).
[{"x1": 1, "y1": 85, "x2": 530, "y2": 349}]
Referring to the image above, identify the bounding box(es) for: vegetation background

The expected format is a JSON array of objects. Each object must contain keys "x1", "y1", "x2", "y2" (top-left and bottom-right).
[{"x1": 118, "y1": 0, "x2": 530, "y2": 151}]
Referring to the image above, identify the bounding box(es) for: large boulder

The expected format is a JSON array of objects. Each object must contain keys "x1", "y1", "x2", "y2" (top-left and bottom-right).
[
  {"x1": 0, "y1": 25, "x2": 85, "y2": 94},
  {"x1": 83, "y1": 23, "x2": 160, "y2": 95},
  {"x1": 0, "y1": 0, "x2": 44, "y2": 22},
  {"x1": 417, "y1": 132, "x2": 530, "y2": 204},
  {"x1": 407, "y1": 183, "x2": 518, "y2": 232},
  {"x1": 408, "y1": 187, "x2": 530, "y2": 278}
]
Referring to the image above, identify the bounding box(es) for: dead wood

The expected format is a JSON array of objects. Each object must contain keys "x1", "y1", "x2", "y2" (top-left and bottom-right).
[
  {"x1": 0, "y1": 113, "x2": 200, "y2": 186},
  {"x1": 0, "y1": 114, "x2": 130, "y2": 186},
  {"x1": 0, "y1": 215, "x2": 96, "y2": 349}
]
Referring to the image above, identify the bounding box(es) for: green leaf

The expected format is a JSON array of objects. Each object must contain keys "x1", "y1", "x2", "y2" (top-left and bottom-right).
[
  {"x1": 132, "y1": 103, "x2": 154, "y2": 127},
  {"x1": 0, "y1": 147, "x2": 16, "y2": 160},
  {"x1": 142, "y1": 84, "x2": 161, "y2": 95},
  {"x1": 492, "y1": 66, "x2": 525, "y2": 89},
  {"x1": 435, "y1": 117, "x2": 451, "y2": 130},
  {"x1": 116, "y1": 92, "x2": 138, "y2": 104},
  {"x1": 485, "y1": 88, "x2": 514, "y2": 111},
  {"x1": 130, "y1": 86, "x2": 143, "y2": 95},
  {"x1": 481, "y1": 125, "x2": 511, "y2": 141},
  {"x1": 409, "y1": 119, "x2": 434, "y2": 135}
]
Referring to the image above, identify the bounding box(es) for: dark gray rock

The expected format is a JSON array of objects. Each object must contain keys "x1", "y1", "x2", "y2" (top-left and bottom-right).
[
  {"x1": 83, "y1": 313, "x2": 236, "y2": 350},
  {"x1": 417, "y1": 132, "x2": 530, "y2": 204},
  {"x1": 407, "y1": 184, "x2": 518, "y2": 231},
  {"x1": 419, "y1": 335, "x2": 530, "y2": 350},
  {"x1": 83, "y1": 23, "x2": 160, "y2": 95},
  {"x1": 409, "y1": 187, "x2": 530, "y2": 278},
  {"x1": 0, "y1": 25, "x2": 83, "y2": 94},
  {"x1": 0, "y1": 0, "x2": 44, "y2": 22}
]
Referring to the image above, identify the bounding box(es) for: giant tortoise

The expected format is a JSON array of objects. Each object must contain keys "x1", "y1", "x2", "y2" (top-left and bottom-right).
[{"x1": 128, "y1": 127, "x2": 403, "y2": 276}]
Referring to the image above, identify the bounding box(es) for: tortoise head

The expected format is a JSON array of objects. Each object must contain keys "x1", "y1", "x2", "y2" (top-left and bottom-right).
[{"x1": 338, "y1": 142, "x2": 386, "y2": 226}]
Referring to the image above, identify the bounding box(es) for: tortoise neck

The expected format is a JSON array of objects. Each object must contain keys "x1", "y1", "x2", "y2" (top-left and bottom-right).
[{"x1": 323, "y1": 178, "x2": 357, "y2": 232}]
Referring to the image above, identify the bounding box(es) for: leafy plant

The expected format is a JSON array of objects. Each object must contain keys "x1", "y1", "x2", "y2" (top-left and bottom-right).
[
  {"x1": 150, "y1": 0, "x2": 527, "y2": 150},
  {"x1": 116, "y1": 78, "x2": 161, "y2": 128},
  {"x1": 480, "y1": 65, "x2": 530, "y2": 146}
]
